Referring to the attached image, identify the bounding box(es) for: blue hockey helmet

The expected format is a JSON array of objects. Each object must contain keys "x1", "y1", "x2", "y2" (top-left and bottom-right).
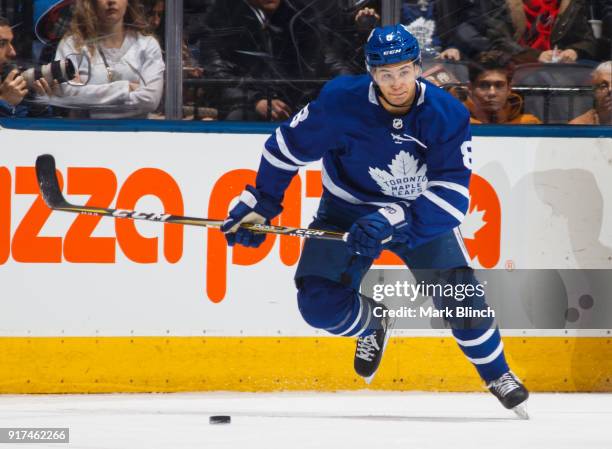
[{"x1": 365, "y1": 24, "x2": 421, "y2": 70}]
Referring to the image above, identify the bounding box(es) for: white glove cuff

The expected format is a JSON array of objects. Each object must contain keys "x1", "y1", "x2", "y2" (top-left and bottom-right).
[
  {"x1": 378, "y1": 203, "x2": 406, "y2": 226},
  {"x1": 239, "y1": 189, "x2": 258, "y2": 208}
]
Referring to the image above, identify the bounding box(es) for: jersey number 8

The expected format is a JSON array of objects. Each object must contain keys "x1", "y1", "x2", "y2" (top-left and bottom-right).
[
  {"x1": 290, "y1": 104, "x2": 310, "y2": 128},
  {"x1": 460, "y1": 141, "x2": 473, "y2": 170}
]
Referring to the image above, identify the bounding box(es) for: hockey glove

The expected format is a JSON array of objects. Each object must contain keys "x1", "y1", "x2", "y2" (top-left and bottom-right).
[
  {"x1": 346, "y1": 204, "x2": 411, "y2": 258},
  {"x1": 221, "y1": 185, "x2": 283, "y2": 248}
]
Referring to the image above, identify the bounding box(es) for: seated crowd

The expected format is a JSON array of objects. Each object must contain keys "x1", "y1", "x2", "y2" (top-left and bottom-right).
[{"x1": 0, "y1": 0, "x2": 610, "y2": 124}]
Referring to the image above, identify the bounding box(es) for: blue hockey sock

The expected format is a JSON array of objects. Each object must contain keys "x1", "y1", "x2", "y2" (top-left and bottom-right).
[{"x1": 452, "y1": 326, "x2": 509, "y2": 383}]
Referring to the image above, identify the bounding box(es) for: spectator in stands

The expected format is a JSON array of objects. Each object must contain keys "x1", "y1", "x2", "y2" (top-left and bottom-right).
[
  {"x1": 400, "y1": 0, "x2": 464, "y2": 61},
  {"x1": 0, "y1": 15, "x2": 52, "y2": 117},
  {"x1": 463, "y1": 50, "x2": 541, "y2": 124},
  {"x1": 594, "y1": 0, "x2": 612, "y2": 60},
  {"x1": 318, "y1": 1, "x2": 381, "y2": 76},
  {"x1": 52, "y1": 0, "x2": 165, "y2": 118},
  {"x1": 142, "y1": 0, "x2": 203, "y2": 78},
  {"x1": 199, "y1": 0, "x2": 326, "y2": 121},
  {"x1": 467, "y1": 0, "x2": 597, "y2": 63},
  {"x1": 569, "y1": 61, "x2": 611, "y2": 125}
]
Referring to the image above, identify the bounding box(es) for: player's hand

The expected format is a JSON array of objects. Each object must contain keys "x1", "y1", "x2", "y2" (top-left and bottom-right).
[
  {"x1": 437, "y1": 48, "x2": 461, "y2": 61},
  {"x1": 346, "y1": 205, "x2": 411, "y2": 258},
  {"x1": 346, "y1": 212, "x2": 393, "y2": 258},
  {"x1": 0, "y1": 70, "x2": 28, "y2": 106},
  {"x1": 221, "y1": 185, "x2": 283, "y2": 248}
]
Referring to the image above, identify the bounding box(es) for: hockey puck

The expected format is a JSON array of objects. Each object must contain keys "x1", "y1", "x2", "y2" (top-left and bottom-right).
[{"x1": 209, "y1": 415, "x2": 231, "y2": 424}]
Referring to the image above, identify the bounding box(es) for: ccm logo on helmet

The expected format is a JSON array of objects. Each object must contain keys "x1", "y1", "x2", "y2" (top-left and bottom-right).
[{"x1": 383, "y1": 49, "x2": 402, "y2": 56}]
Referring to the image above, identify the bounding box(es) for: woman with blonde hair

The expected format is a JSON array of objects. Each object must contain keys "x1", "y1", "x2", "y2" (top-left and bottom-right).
[{"x1": 53, "y1": 0, "x2": 165, "y2": 118}]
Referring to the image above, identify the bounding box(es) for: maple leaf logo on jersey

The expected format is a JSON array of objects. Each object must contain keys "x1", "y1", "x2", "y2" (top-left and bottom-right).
[{"x1": 369, "y1": 151, "x2": 428, "y2": 200}]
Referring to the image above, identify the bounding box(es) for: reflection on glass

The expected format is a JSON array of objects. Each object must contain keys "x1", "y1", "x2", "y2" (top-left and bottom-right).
[{"x1": 0, "y1": 0, "x2": 610, "y2": 123}]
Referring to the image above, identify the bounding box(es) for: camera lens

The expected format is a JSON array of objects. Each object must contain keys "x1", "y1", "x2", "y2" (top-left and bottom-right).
[
  {"x1": 49, "y1": 59, "x2": 76, "y2": 83},
  {"x1": 20, "y1": 59, "x2": 76, "y2": 89}
]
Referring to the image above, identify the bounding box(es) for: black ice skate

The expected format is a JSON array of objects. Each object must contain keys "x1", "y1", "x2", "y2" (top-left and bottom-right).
[
  {"x1": 354, "y1": 305, "x2": 394, "y2": 384},
  {"x1": 487, "y1": 371, "x2": 530, "y2": 419}
]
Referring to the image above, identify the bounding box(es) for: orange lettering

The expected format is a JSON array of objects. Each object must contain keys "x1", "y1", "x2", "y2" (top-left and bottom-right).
[
  {"x1": 279, "y1": 176, "x2": 301, "y2": 266},
  {"x1": 0, "y1": 167, "x2": 10, "y2": 265},
  {"x1": 305, "y1": 170, "x2": 322, "y2": 198},
  {"x1": 116, "y1": 168, "x2": 184, "y2": 264},
  {"x1": 12, "y1": 167, "x2": 63, "y2": 263},
  {"x1": 207, "y1": 170, "x2": 259, "y2": 302},
  {"x1": 207, "y1": 171, "x2": 303, "y2": 302},
  {"x1": 63, "y1": 167, "x2": 117, "y2": 263}
]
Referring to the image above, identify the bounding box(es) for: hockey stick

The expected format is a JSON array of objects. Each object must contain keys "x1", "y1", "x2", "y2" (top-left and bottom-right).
[{"x1": 35, "y1": 154, "x2": 348, "y2": 242}]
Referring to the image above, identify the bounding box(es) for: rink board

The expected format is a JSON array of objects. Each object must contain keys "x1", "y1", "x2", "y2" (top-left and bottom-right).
[
  {"x1": 0, "y1": 336, "x2": 611, "y2": 393},
  {"x1": 1, "y1": 126, "x2": 612, "y2": 392}
]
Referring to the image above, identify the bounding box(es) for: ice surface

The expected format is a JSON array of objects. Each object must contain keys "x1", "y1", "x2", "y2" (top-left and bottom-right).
[{"x1": 0, "y1": 391, "x2": 610, "y2": 449}]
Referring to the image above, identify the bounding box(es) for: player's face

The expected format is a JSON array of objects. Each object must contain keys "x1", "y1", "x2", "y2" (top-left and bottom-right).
[
  {"x1": 592, "y1": 69, "x2": 611, "y2": 114},
  {"x1": 470, "y1": 70, "x2": 510, "y2": 114},
  {"x1": 373, "y1": 61, "x2": 419, "y2": 105},
  {"x1": 0, "y1": 26, "x2": 16, "y2": 69}
]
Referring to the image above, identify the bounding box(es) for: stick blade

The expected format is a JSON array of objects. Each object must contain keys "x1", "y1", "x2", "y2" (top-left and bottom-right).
[{"x1": 35, "y1": 154, "x2": 65, "y2": 208}]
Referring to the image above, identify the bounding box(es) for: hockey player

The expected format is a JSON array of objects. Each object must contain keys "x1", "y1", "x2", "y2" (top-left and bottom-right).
[{"x1": 222, "y1": 24, "x2": 529, "y2": 418}]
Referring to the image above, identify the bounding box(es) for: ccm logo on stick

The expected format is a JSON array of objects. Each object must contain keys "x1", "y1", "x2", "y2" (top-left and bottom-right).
[{"x1": 112, "y1": 209, "x2": 171, "y2": 221}]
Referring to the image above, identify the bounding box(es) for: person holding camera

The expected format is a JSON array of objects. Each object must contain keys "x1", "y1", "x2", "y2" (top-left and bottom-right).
[
  {"x1": 0, "y1": 17, "x2": 25, "y2": 114},
  {"x1": 0, "y1": 16, "x2": 53, "y2": 117}
]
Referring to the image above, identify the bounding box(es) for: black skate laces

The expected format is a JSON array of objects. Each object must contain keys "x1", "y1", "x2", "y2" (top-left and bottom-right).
[
  {"x1": 356, "y1": 333, "x2": 381, "y2": 361},
  {"x1": 489, "y1": 372, "x2": 521, "y2": 397}
]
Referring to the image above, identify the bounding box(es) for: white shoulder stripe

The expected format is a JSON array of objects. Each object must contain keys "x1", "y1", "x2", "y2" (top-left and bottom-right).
[
  {"x1": 428, "y1": 181, "x2": 470, "y2": 199},
  {"x1": 422, "y1": 190, "x2": 465, "y2": 222},
  {"x1": 275, "y1": 128, "x2": 308, "y2": 166},
  {"x1": 262, "y1": 148, "x2": 299, "y2": 172}
]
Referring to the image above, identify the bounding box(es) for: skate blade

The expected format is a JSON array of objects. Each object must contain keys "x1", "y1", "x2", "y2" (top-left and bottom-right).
[
  {"x1": 361, "y1": 318, "x2": 396, "y2": 385},
  {"x1": 512, "y1": 402, "x2": 529, "y2": 420}
]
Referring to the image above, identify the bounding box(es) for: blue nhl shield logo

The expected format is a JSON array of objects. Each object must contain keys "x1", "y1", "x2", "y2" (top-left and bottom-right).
[{"x1": 393, "y1": 118, "x2": 403, "y2": 129}]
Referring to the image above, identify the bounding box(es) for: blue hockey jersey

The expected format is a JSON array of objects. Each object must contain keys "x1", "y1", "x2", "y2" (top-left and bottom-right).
[{"x1": 255, "y1": 74, "x2": 472, "y2": 248}]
